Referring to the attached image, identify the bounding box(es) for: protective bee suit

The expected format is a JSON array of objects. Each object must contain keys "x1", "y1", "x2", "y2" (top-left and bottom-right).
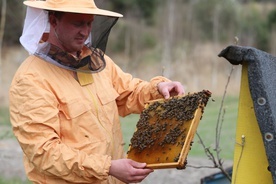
[
  {"x1": 9, "y1": 0, "x2": 170, "y2": 183},
  {"x1": 9, "y1": 52, "x2": 168, "y2": 184}
]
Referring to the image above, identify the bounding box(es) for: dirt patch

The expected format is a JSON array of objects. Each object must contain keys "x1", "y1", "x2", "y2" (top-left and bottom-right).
[{"x1": 0, "y1": 139, "x2": 232, "y2": 183}]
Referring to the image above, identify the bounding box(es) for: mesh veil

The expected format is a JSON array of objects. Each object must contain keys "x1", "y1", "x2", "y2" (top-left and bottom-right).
[
  {"x1": 91, "y1": 15, "x2": 119, "y2": 52},
  {"x1": 20, "y1": 7, "x2": 49, "y2": 54},
  {"x1": 20, "y1": 7, "x2": 119, "y2": 73}
]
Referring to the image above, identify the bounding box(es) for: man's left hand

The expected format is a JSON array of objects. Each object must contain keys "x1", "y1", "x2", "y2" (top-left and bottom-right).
[{"x1": 157, "y1": 81, "x2": 185, "y2": 99}]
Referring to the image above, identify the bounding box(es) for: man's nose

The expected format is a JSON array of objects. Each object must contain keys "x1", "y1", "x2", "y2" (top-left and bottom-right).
[{"x1": 80, "y1": 24, "x2": 91, "y2": 36}]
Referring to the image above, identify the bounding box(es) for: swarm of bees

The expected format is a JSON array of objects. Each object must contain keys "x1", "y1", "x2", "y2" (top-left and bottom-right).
[{"x1": 127, "y1": 90, "x2": 211, "y2": 169}]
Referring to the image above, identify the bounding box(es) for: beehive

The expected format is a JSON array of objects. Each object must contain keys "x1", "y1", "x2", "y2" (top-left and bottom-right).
[{"x1": 127, "y1": 90, "x2": 211, "y2": 169}]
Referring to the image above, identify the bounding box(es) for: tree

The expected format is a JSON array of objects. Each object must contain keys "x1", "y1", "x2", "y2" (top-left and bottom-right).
[
  {"x1": 0, "y1": 0, "x2": 7, "y2": 87},
  {"x1": 0, "y1": 0, "x2": 25, "y2": 46},
  {"x1": 104, "y1": 0, "x2": 157, "y2": 22},
  {"x1": 161, "y1": 0, "x2": 176, "y2": 78}
]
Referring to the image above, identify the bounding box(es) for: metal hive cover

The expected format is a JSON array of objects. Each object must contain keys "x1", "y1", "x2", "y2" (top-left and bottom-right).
[{"x1": 127, "y1": 90, "x2": 211, "y2": 169}]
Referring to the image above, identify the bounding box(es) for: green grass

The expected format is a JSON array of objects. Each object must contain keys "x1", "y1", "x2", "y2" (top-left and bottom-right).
[
  {"x1": 0, "y1": 106, "x2": 10, "y2": 126},
  {"x1": 120, "y1": 95, "x2": 239, "y2": 160},
  {"x1": 120, "y1": 114, "x2": 139, "y2": 151},
  {"x1": 0, "y1": 177, "x2": 31, "y2": 184},
  {"x1": 0, "y1": 106, "x2": 14, "y2": 140},
  {"x1": 190, "y1": 95, "x2": 239, "y2": 160}
]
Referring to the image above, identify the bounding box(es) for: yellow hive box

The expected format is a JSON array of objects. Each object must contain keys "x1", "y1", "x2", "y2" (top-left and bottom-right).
[{"x1": 127, "y1": 90, "x2": 211, "y2": 169}]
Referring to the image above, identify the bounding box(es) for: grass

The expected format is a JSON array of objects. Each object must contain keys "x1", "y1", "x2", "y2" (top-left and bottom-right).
[
  {"x1": 120, "y1": 95, "x2": 239, "y2": 160},
  {"x1": 189, "y1": 95, "x2": 239, "y2": 160},
  {"x1": 0, "y1": 106, "x2": 10, "y2": 126},
  {"x1": 0, "y1": 177, "x2": 31, "y2": 184},
  {"x1": 0, "y1": 106, "x2": 14, "y2": 140}
]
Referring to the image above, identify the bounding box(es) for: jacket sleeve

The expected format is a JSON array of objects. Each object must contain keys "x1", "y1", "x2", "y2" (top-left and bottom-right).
[
  {"x1": 9, "y1": 73, "x2": 111, "y2": 183},
  {"x1": 104, "y1": 56, "x2": 171, "y2": 117}
]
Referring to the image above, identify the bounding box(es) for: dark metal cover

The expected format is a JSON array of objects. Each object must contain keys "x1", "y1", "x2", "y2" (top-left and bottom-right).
[{"x1": 219, "y1": 45, "x2": 276, "y2": 183}]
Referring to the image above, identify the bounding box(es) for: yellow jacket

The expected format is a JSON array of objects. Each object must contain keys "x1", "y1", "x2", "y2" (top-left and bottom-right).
[{"x1": 9, "y1": 53, "x2": 169, "y2": 184}]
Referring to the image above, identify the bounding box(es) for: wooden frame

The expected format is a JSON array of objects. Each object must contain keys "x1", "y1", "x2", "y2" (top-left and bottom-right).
[{"x1": 127, "y1": 92, "x2": 209, "y2": 169}]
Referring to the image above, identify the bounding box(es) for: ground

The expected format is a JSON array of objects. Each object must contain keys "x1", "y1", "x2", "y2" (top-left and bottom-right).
[{"x1": 0, "y1": 138, "x2": 232, "y2": 184}]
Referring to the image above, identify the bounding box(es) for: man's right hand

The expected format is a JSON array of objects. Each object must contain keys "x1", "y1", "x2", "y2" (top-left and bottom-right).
[{"x1": 109, "y1": 159, "x2": 154, "y2": 183}]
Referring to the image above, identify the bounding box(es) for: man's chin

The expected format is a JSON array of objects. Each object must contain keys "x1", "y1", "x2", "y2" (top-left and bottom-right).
[{"x1": 68, "y1": 45, "x2": 84, "y2": 53}]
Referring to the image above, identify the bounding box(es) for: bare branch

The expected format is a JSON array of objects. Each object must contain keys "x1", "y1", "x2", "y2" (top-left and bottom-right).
[
  {"x1": 215, "y1": 66, "x2": 234, "y2": 150},
  {"x1": 232, "y1": 135, "x2": 246, "y2": 184},
  {"x1": 194, "y1": 66, "x2": 235, "y2": 182},
  {"x1": 196, "y1": 132, "x2": 218, "y2": 167}
]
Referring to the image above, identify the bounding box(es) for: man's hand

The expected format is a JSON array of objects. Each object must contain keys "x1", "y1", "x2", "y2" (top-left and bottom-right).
[
  {"x1": 157, "y1": 81, "x2": 185, "y2": 99},
  {"x1": 109, "y1": 159, "x2": 153, "y2": 183}
]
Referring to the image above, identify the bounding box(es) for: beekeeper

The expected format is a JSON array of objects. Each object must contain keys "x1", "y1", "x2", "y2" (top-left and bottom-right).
[{"x1": 9, "y1": 0, "x2": 185, "y2": 183}]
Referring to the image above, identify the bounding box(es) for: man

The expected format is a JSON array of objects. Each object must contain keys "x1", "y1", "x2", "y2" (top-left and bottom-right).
[{"x1": 9, "y1": 0, "x2": 185, "y2": 183}]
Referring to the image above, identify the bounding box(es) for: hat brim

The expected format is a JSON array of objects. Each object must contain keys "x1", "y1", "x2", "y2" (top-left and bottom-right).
[{"x1": 24, "y1": 1, "x2": 123, "y2": 18}]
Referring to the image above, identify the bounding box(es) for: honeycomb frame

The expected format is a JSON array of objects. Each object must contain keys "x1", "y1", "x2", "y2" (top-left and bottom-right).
[{"x1": 127, "y1": 90, "x2": 211, "y2": 169}]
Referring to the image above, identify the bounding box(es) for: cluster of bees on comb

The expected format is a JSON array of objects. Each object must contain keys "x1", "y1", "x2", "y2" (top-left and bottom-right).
[{"x1": 127, "y1": 90, "x2": 211, "y2": 168}]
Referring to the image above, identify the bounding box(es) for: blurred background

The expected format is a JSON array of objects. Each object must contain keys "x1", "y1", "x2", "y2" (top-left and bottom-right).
[
  {"x1": 1, "y1": 0, "x2": 276, "y2": 104},
  {"x1": 0, "y1": 0, "x2": 276, "y2": 183}
]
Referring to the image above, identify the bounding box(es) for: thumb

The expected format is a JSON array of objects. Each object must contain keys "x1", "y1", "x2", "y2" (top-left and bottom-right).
[
  {"x1": 159, "y1": 87, "x2": 170, "y2": 99},
  {"x1": 130, "y1": 160, "x2": 147, "y2": 169},
  {"x1": 163, "y1": 91, "x2": 170, "y2": 99}
]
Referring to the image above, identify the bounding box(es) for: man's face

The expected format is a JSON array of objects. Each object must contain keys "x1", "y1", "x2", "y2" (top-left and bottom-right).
[{"x1": 52, "y1": 13, "x2": 94, "y2": 54}]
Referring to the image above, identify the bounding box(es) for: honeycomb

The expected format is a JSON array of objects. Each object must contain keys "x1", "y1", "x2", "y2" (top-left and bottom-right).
[{"x1": 127, "y1": 90, "x2": 211, "y2": 169}]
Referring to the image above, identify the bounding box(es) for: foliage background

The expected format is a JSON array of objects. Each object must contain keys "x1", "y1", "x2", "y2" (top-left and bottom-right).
[
  {"x1": 0, "y1": 0, "x2": 276, "y2": 182},
  {"x1": 1, "y1": 0, "x2": 276, "y2": 157},
  {"x1": 1, "y1": 0, "x2": 276, "y2": 102}
]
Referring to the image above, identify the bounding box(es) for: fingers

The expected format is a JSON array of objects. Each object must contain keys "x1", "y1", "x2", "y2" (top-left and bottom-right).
[
  {"x1": 174, "y1": 82, "x2": 185, "y2": 95},
  {"x1": 158, "y1": 81, "x2": 185, "y2": 99},
  {"x1": 109, "y1": 159, "x2": 153, "y2": 183},
  {"x1": 127, "y1": 160, "x2": 153, "y2": 183},
  {"x1": 129, "y1": 172, "x2": 152, "y2": 183},
  {"x1": 130, "y1": 160, "x2": 147, "y2": 169},
  {"x1": 130, "y1": 160, "x2": 154, "y2": 175}
]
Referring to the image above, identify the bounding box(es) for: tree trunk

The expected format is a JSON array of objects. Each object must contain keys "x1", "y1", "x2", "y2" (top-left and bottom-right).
[
  {"x1": 0, "y1": 0, "x2": 7, "y2": 87},
  {"x1": 162, "y1": 0, "x2": 176, "y2": 78}
]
